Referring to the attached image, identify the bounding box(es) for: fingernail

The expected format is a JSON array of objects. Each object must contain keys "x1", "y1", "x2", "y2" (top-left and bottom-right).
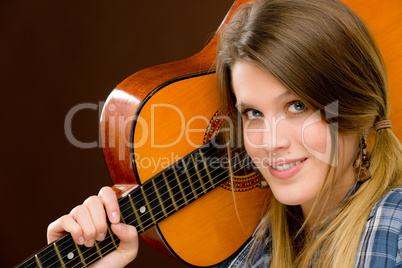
[
  {"x1": 112, "y1": 212, "x2": 119, "y2": 223},
  {"x1": 78, "y1": 236, "x2": 84, "y2": 245},
  {"x1": 115, "y1": 223, "x2": 126, "y2": 233},
  {"x1": 86, "y1": 239, "x2": 94, "y2": 247},
  {"x1": 96, "y1": 232, "x2": 105, "y2": 241}
]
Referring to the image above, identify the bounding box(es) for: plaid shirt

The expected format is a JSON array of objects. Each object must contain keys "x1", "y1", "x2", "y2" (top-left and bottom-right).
[{"x1": 218, "y1": 187, "x2": 402, "y2": 268}]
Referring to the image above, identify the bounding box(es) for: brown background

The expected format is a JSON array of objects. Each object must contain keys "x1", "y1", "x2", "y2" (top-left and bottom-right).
[
  {"x1": 0, "y1": 0, "x2": 233, "y2": 267},
  {"x1": 2, "y1": 1, "x2": 402, "y2": 268}
]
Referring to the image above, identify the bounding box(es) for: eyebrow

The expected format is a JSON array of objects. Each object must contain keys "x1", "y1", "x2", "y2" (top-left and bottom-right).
[
  {"x1": 235, "y1": 90, "x2": 294, "y2": 108},
  {"x1": 275, "y1": 90, "x2": 293, "y2": 103}
]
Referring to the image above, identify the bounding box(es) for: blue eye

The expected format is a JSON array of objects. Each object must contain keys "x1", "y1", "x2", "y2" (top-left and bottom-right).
[
  {"x1": 244, "y1": 109, "x2": 263, "y2": 119},
  {"x1": 288, "y1": 101, "x2": 306, "y2": 113}
]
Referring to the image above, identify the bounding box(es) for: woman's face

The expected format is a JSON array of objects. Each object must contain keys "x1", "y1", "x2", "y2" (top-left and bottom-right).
[{"x1": 231, "y1": 61, "x2": 358, "y2": 216}]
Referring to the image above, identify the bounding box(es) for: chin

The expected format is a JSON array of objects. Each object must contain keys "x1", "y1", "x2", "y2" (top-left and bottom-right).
[
  {"x1": 275, "y1": 197, "x2": 304, "y2": 206},
  {"x1": 271, "y1": 188, "x2": 311, "y2": 207}
]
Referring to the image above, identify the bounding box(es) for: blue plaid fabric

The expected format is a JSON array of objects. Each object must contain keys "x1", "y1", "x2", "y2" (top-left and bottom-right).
[{"x1": 217, "y1": 187, "x2": 402, "y2": 268}]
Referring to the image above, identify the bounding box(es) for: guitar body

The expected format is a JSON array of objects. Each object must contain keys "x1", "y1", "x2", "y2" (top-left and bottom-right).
[{"x1": 100, "y1": 0, "x2": 270, "y2": 266}]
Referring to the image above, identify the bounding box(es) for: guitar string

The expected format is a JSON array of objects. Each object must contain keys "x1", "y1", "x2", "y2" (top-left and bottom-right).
[
  {"x1": 71, "y1": 147, "x2": 252, "y2": 267},
  {"x1": 119, "y1": 149, "x2": 251, "y2": 230},
  {"x1": 121, "y1": 145, "x2": 250, "y2": 217},
  {"x1": 34, "y1": 143, "x2": 242, "y2": 267},
  {"x1": 44, "y1": 148, "x2": 256, "y2": 268},
  {"x1": 104, "y1": 144, "x2": 251, "y2": 231},
  {"x1": 65, "y1": 150, "x2": 252, "y2": 267},
  {"x1": 69, "y1": 158, "x2": 255, "y2": 268},
  {"x1": 37, "y1": 147, "x2": 251, "y2": 262},
  {"x1": 126, "y1": 142, "x2": 246, "y2": 204},
  {"x1": 61, "y1": 154, "x2": 253, "y2": 268}
]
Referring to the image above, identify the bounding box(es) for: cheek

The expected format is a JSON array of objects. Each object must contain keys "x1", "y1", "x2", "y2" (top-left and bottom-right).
[
  {"x1": 302, "y1": 119, "x2": 333, "y2": 164},
  {"x1": 242, "y1": 119, "x2": 267, "y2": 149},
  {"x1": 303, "y1": 122, "x2": 328, "y2": 152},
  {"x1": 243, "y1": 131, "x2": 260, "y2": 159},
  {"x1": 242, "y1": 120, "x2": 266, "y2": 155},
  {"x1": 243, "y1": 131, "x2": 261, "y2": 151}
]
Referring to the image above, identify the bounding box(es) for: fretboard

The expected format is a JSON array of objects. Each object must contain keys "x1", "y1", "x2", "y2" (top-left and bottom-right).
[{"x1": 16, "y1": 141, "x2": 250, "y2": 268}]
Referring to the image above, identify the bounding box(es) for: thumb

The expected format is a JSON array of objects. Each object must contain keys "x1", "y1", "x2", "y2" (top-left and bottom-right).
[
  {"x1": 89, "y1": 223, "x2": 138, "y2": 268},
  {"x1": 111, "y1": 223, "x2": 139, "y2": 253}
]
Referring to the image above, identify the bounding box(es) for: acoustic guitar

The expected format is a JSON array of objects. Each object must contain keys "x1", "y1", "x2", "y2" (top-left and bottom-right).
[
  {"x1": 16, "y1": 0, "x2": 270, "y2": 267},
  {"x1": 15, "y1": 0, "x2": 402, "y2": 267}
]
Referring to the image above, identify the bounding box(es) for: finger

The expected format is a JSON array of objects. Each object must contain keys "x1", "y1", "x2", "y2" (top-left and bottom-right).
[
  {"x1": 98, "y1": 186, "x2": 120, "y2": 224},
  {"x1": 83, "y1": 195, "x2": 108, "y2": 241},
  {"x1": 111, "y1": 223, "x2": 138, "y2": 253},
  {"x1": 70, "y1": 205, "x2": 96, "y2": 247},
  {"x1": 47, "y1": 215, "x2": 84, "y2": 245},
  {"x1": 89, "y1": 223, "x2": 138, "y2": 268}
]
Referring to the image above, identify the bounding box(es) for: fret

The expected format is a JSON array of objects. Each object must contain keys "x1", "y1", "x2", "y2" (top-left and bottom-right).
[
  {"x1": 205, "y1": 147, "x2": 229, "y2": 187},
  {"x1": 165, "y1": 167, "x2": 186, "y2": 209},
  {"x1": 173, "y1": 160, "x2": 196, "y2": 203},
  {"x1": 172, "y1": 166, "x2": 188, "y2": 205},
  {"x1": 128, "y1": 194, "x2": 144, "y2": 233},
  {"x1": 74, "y1": 241, "x2": 87, "y2": 267},
  {"x1": 31, "y1": 235, "x2": 81, "y2": 268},
  {"x1": 142, "y1": 180, "x2": 164, "y2": 223},
  {"x1": 153, "y1": 179, "x2": 168, "y2": 218},
  {"x1": 107, "y1": 226, "x2": 118, "y2": 249},
  {"x1": 189, "y1": 155, "x2": 206, "y2": 194},
  {"x1": 163, "y1": 172, "x2": 179, "y2": 211},
  {"x1": 189, "y1": 153, "x2": 208, "y2": 196},
  {"x1": 97, "y1": 231, "x2": 119, "y2": 256},
  {"x1": 58, "y1": 237, "x2": 83, "y2": 268},
  {"x1": 35, "y1": 255, "x2": 43, "y2": 268},
  {"x1": 81, "y1": 242, "x2": 102, "y2": 266},
  {"x1": 119, "y1": 193, "x2": 140, "y2": 232},
  {"x1": 140, "y1": 186, "x2": 156, "y2": 223},
  {"x1": 147, "y1": 183, "x2": 163, "y2": 222},
  {"x1": 129, "y1": 191, "x2": 153, "y2": 231},
  {"x1": 199, "y1": 149, "x2": 213, "y2": 191},
  {"x1": 95, "y1": 241, "x2": 103, "y2": 258},
  {"x1": 158, "y1": 173, "x2": 176, "y2": 216},
  {"x1": 120, "y1": 212, "x2": 126, "y2": 224},
  {"x1": 17, "y1": 256, "x2": 37, "y2": 268},
  {"x1": 53, "y1": 243, "x2": 66, "y2": 268},
  {"x1": 182, "y1": 158, "x2": 199, "y2": 198},
  {"x1": 191, "y1": 152, "x2": 213, "y2": 191}
]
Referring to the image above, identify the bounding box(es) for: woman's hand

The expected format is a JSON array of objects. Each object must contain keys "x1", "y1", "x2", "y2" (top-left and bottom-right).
[{"x1": 47, "y1": 186, "x2": 138, "y2": 268}]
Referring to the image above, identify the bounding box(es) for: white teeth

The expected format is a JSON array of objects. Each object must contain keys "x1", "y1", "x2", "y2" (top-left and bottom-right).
[{"x1": 272, "y1": 160, "x2": 304, "y2": 171}]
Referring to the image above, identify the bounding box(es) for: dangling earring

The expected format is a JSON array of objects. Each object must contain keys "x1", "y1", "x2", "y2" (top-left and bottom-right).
[
  {"x1": 258, "y1": 177, "x2": 269, "y2": 189},
  {"x1": 353, "y1": 134, "x2": 371, "y2": 182}
]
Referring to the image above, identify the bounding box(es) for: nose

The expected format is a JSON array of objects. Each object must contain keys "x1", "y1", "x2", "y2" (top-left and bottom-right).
[
  {"x1": 243, "y1": 115, "x2": 291, "y2": 152},
  {"x1": 262, "y1": 115, "x2": 291, "y2": 153}
]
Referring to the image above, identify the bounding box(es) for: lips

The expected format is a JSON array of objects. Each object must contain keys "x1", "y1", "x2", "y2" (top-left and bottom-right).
[
  {"x1": 268, "y1": 158, "x2": 307, "y2": 180},
  {"x1": 271, "y1": 158, "x2": 307, "y2": 171}
]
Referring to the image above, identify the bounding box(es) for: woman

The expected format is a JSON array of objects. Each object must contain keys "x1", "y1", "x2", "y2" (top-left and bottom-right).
[{"x1": 48, "y1": 0, "x2": 402, "y2": 267}]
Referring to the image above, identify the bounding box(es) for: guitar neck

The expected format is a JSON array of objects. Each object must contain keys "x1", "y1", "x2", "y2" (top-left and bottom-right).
[{"x1": 17, "y1": 141, "x2": 246, "y2": 268}]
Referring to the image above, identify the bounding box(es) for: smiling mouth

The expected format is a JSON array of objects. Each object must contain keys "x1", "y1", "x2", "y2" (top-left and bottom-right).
[{"x1": 271, "y1": 158, "x2": 307, "y2": 171}]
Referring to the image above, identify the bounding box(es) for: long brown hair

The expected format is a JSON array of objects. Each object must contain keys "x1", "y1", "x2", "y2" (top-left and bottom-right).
[{"x1": 216, "y1": 0, "x2": 402, "y2": 267}]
